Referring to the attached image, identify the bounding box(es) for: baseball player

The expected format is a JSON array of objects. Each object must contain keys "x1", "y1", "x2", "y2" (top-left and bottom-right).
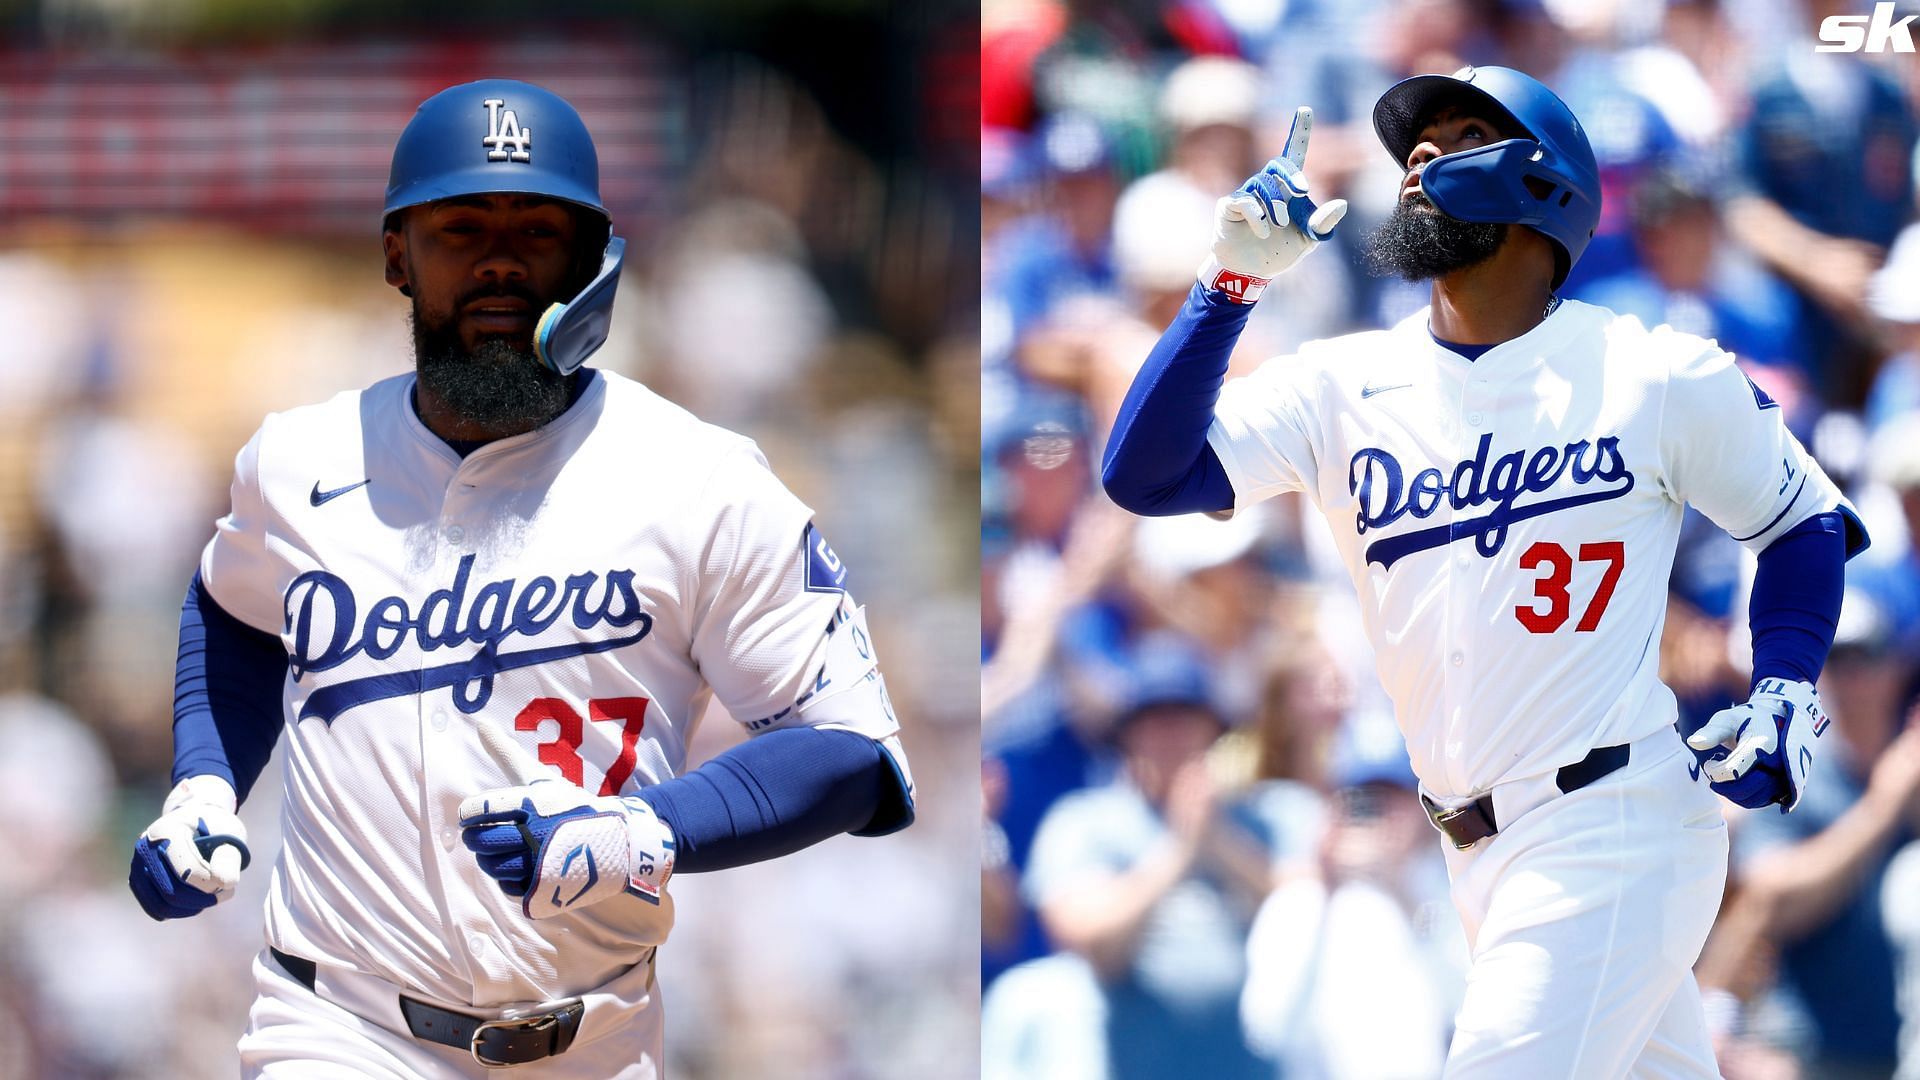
[
  {"x1": 1102, "y1": 66, "x2": 1865, "y2": 1076},
  {"x1": 125, "y1": 79, "x2": 914, "y2": 1078}
]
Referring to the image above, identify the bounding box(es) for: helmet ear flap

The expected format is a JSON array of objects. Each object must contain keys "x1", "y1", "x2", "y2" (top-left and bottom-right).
[{"x1": 1518, "y1": 177, "x2": 1574, "y2": 286}]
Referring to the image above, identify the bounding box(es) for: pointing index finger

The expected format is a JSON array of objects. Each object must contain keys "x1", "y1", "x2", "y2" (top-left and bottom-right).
[{"x1": 1283, "y1": 106, "x2": 1314, "y2": 170}]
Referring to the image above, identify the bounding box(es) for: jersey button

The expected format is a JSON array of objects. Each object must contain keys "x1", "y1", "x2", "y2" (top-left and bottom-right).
[
  {"x1": 1467, "y1": 411, "x2": 1484, "y2": 426},
  {"x1": 446, "y1": 525, "x2": 466, "y2": 544},
  {"x1": 468, "y1": 934, "x2": 488, "y2": 954},
  {"x1": 432, "y1": 710, "x2": 448, "y2": 731},
  {"x1": 440, "y1": 828, "x2": 456, "y2": 850},
  {"x1": 1450, "y1": 651, "x2": 1464, "y2": 666}
]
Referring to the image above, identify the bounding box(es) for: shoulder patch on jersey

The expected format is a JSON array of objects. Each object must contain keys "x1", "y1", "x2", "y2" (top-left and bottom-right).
[
  {"x1": 1743, "y1": 371, "x2": 1779, "y2": 411},
  {"x1": 803, "y1": 524, "x2": 849, "y2": 594}
]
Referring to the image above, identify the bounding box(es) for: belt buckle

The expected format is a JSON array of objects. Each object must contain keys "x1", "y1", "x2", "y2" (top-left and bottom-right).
[
  {"x1": 470, "y1": 1009, "x2": 564, "y2": 1068},
  {"x1": 1429, "y1": 803, "x2": 1478, "y2": 850},
  {"x1": 1421, "y1": 795, "x2": 1487, "y2": 850}
]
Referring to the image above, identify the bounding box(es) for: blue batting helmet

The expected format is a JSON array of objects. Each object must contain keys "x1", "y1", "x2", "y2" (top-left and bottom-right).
[
  {"x1": 384, "y1": 79, "x2": 624, "y2": 376},
  {"x1": 1373, "y1": 66, "x2": 1600, "y2": 288},
  {"x1": 385, "y1": 78, "x2": 606, "y2": 222}
]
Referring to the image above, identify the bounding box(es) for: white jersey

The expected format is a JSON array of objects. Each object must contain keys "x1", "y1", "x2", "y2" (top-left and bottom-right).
[
  {"x1": 1207, "y1": 300, "x2": 1848, "y2": 799},
  {"x1": 200, "y1": 368, "x2": 901, "y2": 1007}
]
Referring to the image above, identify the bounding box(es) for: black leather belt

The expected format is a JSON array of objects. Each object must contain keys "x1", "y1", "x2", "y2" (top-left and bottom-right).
[
  {"x1": 1420, "y1": 742, "x2": 1631, "y2": 850},
  {"x1": 270, "y1": 947, "x2": 583, "y2": 1067}
]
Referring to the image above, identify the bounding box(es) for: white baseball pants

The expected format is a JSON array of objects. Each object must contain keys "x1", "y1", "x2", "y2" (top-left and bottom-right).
[{"x1": 1438, "y1": 730, "x2": 1727, "y2": 1079}]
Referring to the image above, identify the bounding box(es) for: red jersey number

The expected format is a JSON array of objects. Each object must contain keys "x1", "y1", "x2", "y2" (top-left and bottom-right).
[
  {"x1": 513, "y1": 696, "x2": 650, "y2": 795},
  {"x1": 1515, "y1": 541, "x2": 1624, "y2": 634}
]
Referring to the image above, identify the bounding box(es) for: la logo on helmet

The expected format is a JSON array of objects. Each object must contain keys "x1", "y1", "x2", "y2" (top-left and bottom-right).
[{"x1": 482, "y1": 98, "x2": 532, "y2": 162}]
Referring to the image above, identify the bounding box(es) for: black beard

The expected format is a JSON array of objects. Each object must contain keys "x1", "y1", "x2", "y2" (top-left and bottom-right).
[
  {"x1": 1362, "y1": 193, "x2": 1508, "y2": 281},
  {"x1": 411, "y1": 302, "x2": 571, "y2": 434}
]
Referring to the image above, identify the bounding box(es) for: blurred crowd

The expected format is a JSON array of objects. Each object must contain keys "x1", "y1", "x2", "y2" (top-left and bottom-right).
[
  {"x1": 0, "y1": 15, "x2": 979, "y2": 1080},
  {"x1": 981, "y1": 0, "x2": 1920, "y2": 1077}
]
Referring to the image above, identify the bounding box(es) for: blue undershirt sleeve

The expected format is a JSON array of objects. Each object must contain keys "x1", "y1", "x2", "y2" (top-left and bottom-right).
[
  {"x1": 1100, "y1": 283, "x2": 1249, "y2": 516},
  {"x1": 1747, "y1": 511, "x2": 1849, "y2": 687},
  {"x1": 634, "y1": 726, "x2": 900, "y2": 873},
  {"x1": 171, "y1": 571, "x2": 290, "y2": 803}
]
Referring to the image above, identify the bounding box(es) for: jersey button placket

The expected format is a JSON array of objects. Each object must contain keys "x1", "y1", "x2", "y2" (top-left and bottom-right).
[
  {"x1": 440, "y1": 464, "x2": 474, "y2": 551},
  {"x1": 414, "y1": 461, "x2": 499, "y2": 999},
  {"x1": 426, "y1": 478, "x2": 467, "y2": 850},
  {"x1": 1443, "y1": 371, "x2": 1491, "y2": 792},
  {"x1": 1463, "y1": 373, "x2": 1494, "y2": 433}
]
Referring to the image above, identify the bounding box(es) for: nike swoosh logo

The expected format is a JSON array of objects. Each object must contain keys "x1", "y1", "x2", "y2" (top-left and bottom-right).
[
  {"x1": 1361, "y1": 382, "x2": 1411, "y2": 399},
  {"x1": 310, "y1": 479, "x2": 372, "y2": 507}
]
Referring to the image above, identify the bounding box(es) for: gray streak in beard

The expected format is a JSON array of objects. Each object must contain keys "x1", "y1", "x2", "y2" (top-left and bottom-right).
[{"x1": 410, "y1": 307, "x2": 571, "y2": 433}]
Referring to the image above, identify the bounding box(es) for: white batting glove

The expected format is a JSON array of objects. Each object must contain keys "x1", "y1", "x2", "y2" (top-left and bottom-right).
[
  {"x1": 459, "y1": 780, "x2": 675, "y2": 919},
  {"x1": 1198, "y1": 106, "x2": 1349, "y2": 305},
  {"x1": 1685, "y1": 678, "x2": 1830, "y2": 812},
  {"x1": 128, "y1": 775, "x2": 252, "y2": 920}
]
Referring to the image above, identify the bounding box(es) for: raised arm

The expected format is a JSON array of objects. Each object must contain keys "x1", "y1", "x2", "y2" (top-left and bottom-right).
[{"x1": 1101, "y1": 106, "x2": 1346, "y2": 517}]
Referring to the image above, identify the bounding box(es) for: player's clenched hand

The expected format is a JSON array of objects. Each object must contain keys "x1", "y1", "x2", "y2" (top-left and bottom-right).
[
  {"x1": 1685, "y1": 678, "x2": 1829, "y2": 813},
  {"x1": 1200, "y1": 106, "x2": 1349, "y2": 304},
  {"x1": 459, "y1": 780, "x2": 675, "y2": 919},
  {"x1": 128, "y1": 775, "x2": 252, "y2": 921}
]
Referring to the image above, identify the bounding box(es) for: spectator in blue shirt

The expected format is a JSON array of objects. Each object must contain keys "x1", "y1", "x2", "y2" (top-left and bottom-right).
[
  {"x1": 1724, "y1": 31, "x2": 1917, "y2": 398},
  {"x1": 1023, "y1": 641, "x2": 1293, "y2": 1080},
  {"x1": 1580, "y1": 166, "x2": 1814, "y2": 380}
]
